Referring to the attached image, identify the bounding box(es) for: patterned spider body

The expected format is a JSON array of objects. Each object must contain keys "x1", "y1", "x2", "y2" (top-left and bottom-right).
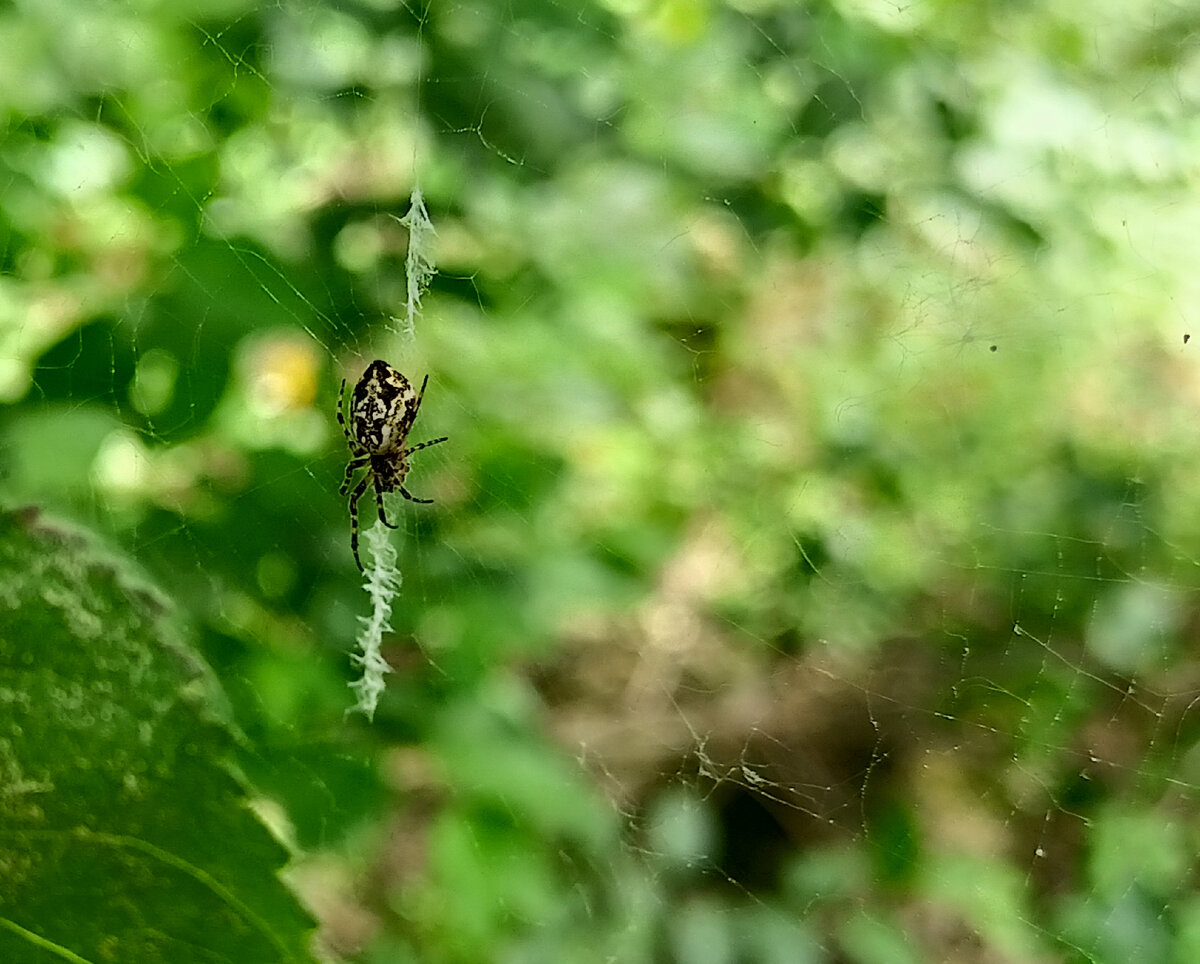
[{"x1": 338, "y1": 360, "x2": 447, "y2": 570}]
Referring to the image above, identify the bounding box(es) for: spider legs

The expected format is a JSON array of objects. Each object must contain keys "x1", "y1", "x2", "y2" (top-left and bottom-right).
[
  {"x1": 346, "y1": 473, "x2": 372, "y2": 571},
  {"x1": 375, "y1": 481, "x2": 400, "y2": 529},
  {"x1": 336, "y1": 378, "x2": 356, "y2": 449},
  {"x1": 404, "y1": 436, "x2": 448, "y2": 457},
  {"x1": 396, "y1": 436, "x2": 447, "y2": 504},
  {"x1": 340, "y1": 455, "x2": 369, "y2": 495},
  {"x1": 408, "y1": 373, "x2": 430, "y2": 423},
  {"x1": 348, "y1": 468, "x2": 404, "y2": 572}
]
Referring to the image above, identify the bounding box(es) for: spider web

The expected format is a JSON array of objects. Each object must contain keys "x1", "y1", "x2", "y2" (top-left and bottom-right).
[{"x1": 3, "y1": 0, "x2": 1200, "y2": 961}]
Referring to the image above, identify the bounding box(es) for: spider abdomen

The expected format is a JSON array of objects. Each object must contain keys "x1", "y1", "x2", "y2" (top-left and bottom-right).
[{"x1": 351, "y1": 360, "x2": 421, "y2": 453}]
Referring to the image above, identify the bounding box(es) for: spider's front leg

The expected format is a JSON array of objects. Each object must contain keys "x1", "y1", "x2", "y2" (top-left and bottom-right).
[
  {"x1": 336, "y1": 378, "x2": 358, "y2": 449},
  {"x1": 403, "y1": 436, "x2": 448, "y2": 458},
  {"x1": 346, "y1": 473, "x2": 371, "y2": 571},
  {"x1": 408, "y1": 373, "x2": 430, "y2": 424},
  {"x1": 340, "y1": 455, "x2": 369, "y2": 496}
]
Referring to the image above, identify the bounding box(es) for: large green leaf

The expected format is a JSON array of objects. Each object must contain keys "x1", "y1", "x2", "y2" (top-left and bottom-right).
[{"x1": 0, "y1": 508, "x2": 316, "y2": 964}]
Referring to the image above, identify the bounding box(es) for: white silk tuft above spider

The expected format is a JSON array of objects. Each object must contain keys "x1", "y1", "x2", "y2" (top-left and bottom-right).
[{"x1": 337, "y1": 360, "x2": 447, "y2": 571}]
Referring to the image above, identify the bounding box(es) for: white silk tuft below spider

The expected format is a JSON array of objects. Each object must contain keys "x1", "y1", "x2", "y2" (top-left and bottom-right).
[{"x1": 337, "y1": 360, "x2": 447, "y2": 571}]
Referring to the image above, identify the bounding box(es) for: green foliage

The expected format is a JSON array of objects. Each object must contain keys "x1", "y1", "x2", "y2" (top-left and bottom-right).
[
  {"x1": 0, "y1": 509, "x2": 315, "y2": 963},
  {"x1": 4, "y1": 0, "x2": 1200, "y2": 961}
]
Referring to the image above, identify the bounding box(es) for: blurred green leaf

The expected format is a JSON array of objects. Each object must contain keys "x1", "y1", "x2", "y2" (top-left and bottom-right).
[{"x1": 0, "y1": 509, "x2": 315, "y2": 964}]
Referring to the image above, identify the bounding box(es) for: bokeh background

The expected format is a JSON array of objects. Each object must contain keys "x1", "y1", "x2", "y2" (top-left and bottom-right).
[{"x1": 5, "y1": 0, "x2": 1200, "y2": 961}]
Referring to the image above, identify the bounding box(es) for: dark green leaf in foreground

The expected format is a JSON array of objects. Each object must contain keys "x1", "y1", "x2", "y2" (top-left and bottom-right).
[{"x1": 0, "y1": 509, "x2": 316, "y2": 964}]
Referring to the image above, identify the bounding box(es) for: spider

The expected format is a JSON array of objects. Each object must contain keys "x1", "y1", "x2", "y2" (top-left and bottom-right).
[{"x1": 337, "y1": 360, "x2": 447, "y2": 571}]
